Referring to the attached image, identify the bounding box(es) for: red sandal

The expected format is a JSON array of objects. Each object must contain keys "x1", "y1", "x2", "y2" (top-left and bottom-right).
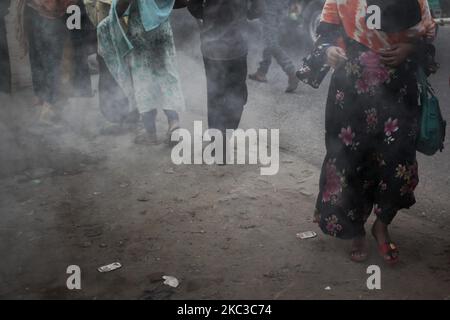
[
  {"x1": 372, "y1": 221, "x2": 399, "y2": 265},
  {"x1": 377, "y1": 242, "x2": 399, "y2": 265}
]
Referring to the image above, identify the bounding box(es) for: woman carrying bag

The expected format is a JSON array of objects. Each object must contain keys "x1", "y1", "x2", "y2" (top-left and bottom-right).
[{"x1": 297, "y1": 0, "x2": 437, "y2": 264}]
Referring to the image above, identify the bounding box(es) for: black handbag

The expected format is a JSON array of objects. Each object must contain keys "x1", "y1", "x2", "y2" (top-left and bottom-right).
[{"x1": 296, "y1": 43, "x2": 331, "y2": 89}]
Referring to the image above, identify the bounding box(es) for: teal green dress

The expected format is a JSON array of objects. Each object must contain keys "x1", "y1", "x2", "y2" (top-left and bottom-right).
[
  {"x1": 127, "y1": 1, "x2": 185, "y2": 113},
  {"x1": 97, "y1": 0, "x2": 185, "y2": 114}
]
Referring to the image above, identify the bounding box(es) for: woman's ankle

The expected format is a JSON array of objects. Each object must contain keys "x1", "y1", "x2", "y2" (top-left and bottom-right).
[
  {"x1": 372, "y1": 219, "x2": 389, "y2": 244},
  {"x1": 164, "y1": 110, "x2": 180, "y2": 130},
  {"x1": 142, "y1": 110, "x2": 157, "y2": 134}
]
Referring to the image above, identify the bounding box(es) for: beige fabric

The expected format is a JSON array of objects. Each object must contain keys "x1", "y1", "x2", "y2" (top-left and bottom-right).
[
  {"x1": 83, "y1": 0, "x2": 97, "y2": 24},
  {"x1": 83, "y1": 0, "x2": 111, "y2": 26}
]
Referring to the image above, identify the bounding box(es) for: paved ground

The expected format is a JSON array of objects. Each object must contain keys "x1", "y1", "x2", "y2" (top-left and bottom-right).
[{"x1": 0, "y1": 9, "x2": 450, "y2": 300}]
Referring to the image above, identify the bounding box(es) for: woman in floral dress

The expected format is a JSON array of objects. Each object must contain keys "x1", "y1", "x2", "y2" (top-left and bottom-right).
[{"x1": 300, "y1": 0, "x2": 436, "y2": 264}]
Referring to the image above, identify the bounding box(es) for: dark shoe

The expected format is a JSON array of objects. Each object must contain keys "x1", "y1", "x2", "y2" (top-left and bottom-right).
[
  {"x1": 249, "y1": 72, "x2": 268, "y2": 83},
  {"x1": 166, "y1": 121, "x2": 181, "y2": 147},
  {"x1": 134, "y1": 131, "x2": 159, "y2": 146},
  {"x1": 100, "y1": 121, "x2": 138, "y2": 136},
  {"x1": 100, "y1": 124, "x2": 127, "y2": 136},
  {"x1": 285, "y1": 74, "x2": 300, "y2": 93}
]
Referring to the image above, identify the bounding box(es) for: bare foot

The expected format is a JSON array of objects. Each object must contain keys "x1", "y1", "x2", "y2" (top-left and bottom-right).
[
  {"x1": 350, "y1": 236, "x2": 368, "y2": 262},
  {"x1": 371, "y1": 219, "x2": 390, "y2": 244}
]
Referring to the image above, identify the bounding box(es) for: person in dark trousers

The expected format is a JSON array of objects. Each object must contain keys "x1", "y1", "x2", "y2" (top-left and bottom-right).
[
  {"x1": 18, "y1": 0, "x2": 79, "y2": 124},
  {"x1": 187, "y1": 0, "x2": 264, "y2": 139},
  {"x1": 66, "y1": 0, "x2": 96, "y2": 98},
  {"x1": 0, "y1": 0, "x2": 11, "y2": 94},
  {"x1": 249, "y1": 0, "x2": 299, "y2": 93}
]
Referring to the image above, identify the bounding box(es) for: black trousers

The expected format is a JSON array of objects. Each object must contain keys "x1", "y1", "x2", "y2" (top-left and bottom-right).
[
  {"x1": 203, "y1": 57, "x2": 248, "y2": 133},
  {"x1": 0, "y1": 16, "x2": 10, "y2": 94},
  {"x1": 26, "y1": 7, "x2": 66, "y2": 104},
  {"x1": 68, "y1": 0, "x2": 95, "y2": 98},
  {"x1": 257, "y1": 7, "x2": 296, "y2": 77}
]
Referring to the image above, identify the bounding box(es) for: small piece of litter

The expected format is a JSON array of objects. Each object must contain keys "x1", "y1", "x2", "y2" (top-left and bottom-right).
[
  {"x1": 325, "y1": 286, "x2": 331, "y2": 291},
  {"x1": 98, "y1": 262, "x2": 122, "y2": 273},
  {"x1": 81, "y1": 241, "x2": 92, "y2": 248},
  {"x1": 163, "y1": 276, "x2": 179, "y2": 288},
  {"x1": 296, "y1": 231, "x2": 317, "y2": 240}
]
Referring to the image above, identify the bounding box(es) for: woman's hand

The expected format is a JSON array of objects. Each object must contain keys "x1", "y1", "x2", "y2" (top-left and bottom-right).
[
  {"x1": 326, "y1": 46, "x2": 348, "y2": 68},
  {"x1": 425, "y1": 23, "x2": 437, "y2": 42},
  {"x1": 379, "y1": 43, "x2": 415, "y2": 67}
]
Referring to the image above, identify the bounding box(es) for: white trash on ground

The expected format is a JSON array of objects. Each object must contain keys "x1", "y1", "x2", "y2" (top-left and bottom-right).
[
  {"x1": 98, "y1": 262, "x2": 122, "y2": 273},
  {"x1": 163, "y1": 276, "x2": 180, "y2": 288},
  {"x1": 296, "y1": 231, "x2": 317, "y2": 240}
]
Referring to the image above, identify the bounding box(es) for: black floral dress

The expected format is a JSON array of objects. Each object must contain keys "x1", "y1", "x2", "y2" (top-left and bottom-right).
[{"x1": 300, "y1": 25, "x2": 422, "y2": 239}]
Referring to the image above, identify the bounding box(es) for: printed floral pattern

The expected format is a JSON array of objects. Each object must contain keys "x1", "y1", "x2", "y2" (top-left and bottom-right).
[
  {"x1": 345, "y1": 61, "x2": 361, "y2": 77},
  {"x1": 339, "y1": 126, "x2": 354, "y2": 146},
  {"x1": 324, "y1": 215, "x2": 343, "y2": 237},
  {"x1": 384, "y1": 118, "x2": 399, "y2": 144},
  {"x1": 127, "y1": 8, "x2": 185, "y2": 114},
  {"x1": 322, "y1": 159, "x2": 345, "y2": 204},
  {"x1": 365, "y1": 108, "x2": 378, "y2": 132},
  {"x1": 315, "y1": 41, "x2": 421, "y2": 239},
  {"x1": 396, "y1": 162, "x2": 419, "y2": 196},
  {"x1": 335, "y1": 90, "x2": 345, "y2": 108},
  {"x1": 339, "y1": 126, "x2": 360, "y2": 150},
  {"x1": 356, "y1": 51, "x2": 391, "y2": 95}
]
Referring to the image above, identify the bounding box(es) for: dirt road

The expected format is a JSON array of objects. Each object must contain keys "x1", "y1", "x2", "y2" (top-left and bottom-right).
[
  {"x1": 1, "y1": 9, "x2": 450, "y2": 300},
  {"x1": 1, "y1": 89, "x2": 450, "y2": 299}
]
